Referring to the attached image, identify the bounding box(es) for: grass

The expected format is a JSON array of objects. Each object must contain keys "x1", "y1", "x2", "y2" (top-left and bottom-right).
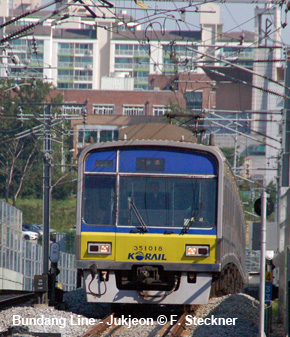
[
  {"x1": 272, "y1": 298, "x2": 279, "y2": 317},
  {"x1": 15, "y1": 197, "x2": 76, "y2": 232}
]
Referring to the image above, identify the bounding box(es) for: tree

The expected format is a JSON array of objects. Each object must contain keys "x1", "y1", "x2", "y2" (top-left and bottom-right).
[
  {"x1": 0, "y1": 78, "x2": 63, "y2": 204},
  {"x1": 220, "y1": 147, "x2": 245, "y2": 169}
]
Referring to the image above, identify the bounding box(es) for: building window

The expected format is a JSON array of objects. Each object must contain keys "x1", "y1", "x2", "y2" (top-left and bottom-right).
[
  {"x1": 220, "y1": 47, "x2": 254, "y2": 60},
  {"x1": 63, "y1": 105, "x2": 84, "y2": 114},
  {"x1": 58, "y1": 43, "x2": 93, "y2": 55},
  {"x1": 133, "y1": 58, "x2": 149, "y2": 70},
  {"x1": 133, "y1": 71, "x2": 149, "y2": 84},
  {"x1": 162, "y1": 58, "x2": 176, "y2": 74},
  {"x1": 75, "y1": 43, "x2": 93, "y2": 54},
  {"x1": 58, "y1": 83, "x2": 73, "y2": 89},
  {"x1": 75, "y1": 56, "x2": 93, "y2": 68},
  {"x1": 134, "y1": 84, "x2": 148, "y2": 90},
  {"x1": 58, "y1": 43, "x2": 74, "y2": 54},
  {"x1": 57, "y1": 83, "x2": 92, "y2": 89},
  {"x1": 153, "y1": 106, "x2": 168, "y2": 116},
  {"x1": 123, "y1": 106, "x2": 144, "y2": 115},
  {"x1": 58, "y1": 55, "x2": 74, "y2": 68},
  {"x1": 93, "y1": 105, "x2": 114, "y2": 115},
  {"x1": 78, "y1": 131, "x2": 98, "y2": 144},
  {"x1": 186, "y1": 92, "x2": 202, "y2": 112},
  {"x1": 77, "y1": 125, "x2": 119, "y2": 147},
  {"x1": 115, "y1": 57, "x2": 133, "y2": 69},
  {"x1": 115, "y1": 44, "x2": 133, "y2": 56},
  {"x1": 100, "y1": 130, "x2": 119, "y2": 142}
]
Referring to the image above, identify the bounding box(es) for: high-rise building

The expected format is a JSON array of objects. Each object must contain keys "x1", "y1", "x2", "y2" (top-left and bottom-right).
[
  {"x1": 13, "y1": 0, "x2": 41, "y2": 10},
  {"x1": 0, "y1": 1, "x2": 284, "y2": 184},
  {"x1": 3, "y1": 2, "x2": 257, "y2": 91}
]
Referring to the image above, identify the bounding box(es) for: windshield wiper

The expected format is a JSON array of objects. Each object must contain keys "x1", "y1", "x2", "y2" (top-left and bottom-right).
[
  {"x1": 128, "y1": 197, "x2": 148, "y2": 232},
  {"x1": 183, "y1": 187, "x2": 204, "y2": 233},
  {"x1": 182, "y1": 216, "x2": 195, "y2": 234}
]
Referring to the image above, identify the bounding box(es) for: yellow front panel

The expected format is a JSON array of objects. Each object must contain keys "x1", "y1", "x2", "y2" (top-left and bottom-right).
[
  {"x1": 81, "y1": 232, "x2": 216, "y2": 264},
  {"x1": 116, "y1": 234, "x2": 216, "y2": 263}
]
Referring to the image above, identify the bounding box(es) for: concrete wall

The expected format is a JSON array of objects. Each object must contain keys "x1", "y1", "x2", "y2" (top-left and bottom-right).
[{"x1": 0, "y1": 268, "x2": 23, "y2": 290}]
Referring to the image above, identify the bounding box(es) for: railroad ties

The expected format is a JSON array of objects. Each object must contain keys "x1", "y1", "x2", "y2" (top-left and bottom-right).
[
  {"x1": 81, "y1": 313, "x2": 116, "y2": 337},
  {"x1": 158, "y1": 312, "x2": 188, "y2": 337},
  {"x1": 81, "y1": 307, "x2": 198, "y2": 337}
]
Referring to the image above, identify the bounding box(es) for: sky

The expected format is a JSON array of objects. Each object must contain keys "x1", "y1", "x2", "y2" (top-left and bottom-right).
[
  {"x1": 41, "y1": 0, "x2": 290, "y2": 46},
  {"x1": 218, "y1": 3, "x2": 290, "y2": 46}
]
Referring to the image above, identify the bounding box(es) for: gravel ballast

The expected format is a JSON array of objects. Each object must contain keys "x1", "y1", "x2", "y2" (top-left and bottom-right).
[{"x1": 0, "y1": 290, "x2": 285, "y2": 336}]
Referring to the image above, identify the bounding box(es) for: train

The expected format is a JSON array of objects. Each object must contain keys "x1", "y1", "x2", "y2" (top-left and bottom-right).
[{"x1": 76, "y1": 123, "x2": 246, "y2": 305}]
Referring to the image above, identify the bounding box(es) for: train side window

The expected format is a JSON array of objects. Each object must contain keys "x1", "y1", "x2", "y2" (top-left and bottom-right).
[{"x1": 83, "y1": 175, "x2": 116, "y2": 225}]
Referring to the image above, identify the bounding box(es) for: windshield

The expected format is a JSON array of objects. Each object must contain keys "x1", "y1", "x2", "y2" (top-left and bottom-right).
[
  {"x1": 83, "y1": 175, "x2": 116, "y2": 225},
  {"x1": 83, "y1": 175, "x2": 217, "y2": 228},
  {"x1": 118, "y1": 177, "x2": 217, "y2": 228}
]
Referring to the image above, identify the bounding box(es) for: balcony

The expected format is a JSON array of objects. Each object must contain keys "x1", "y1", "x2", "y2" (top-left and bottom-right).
[
  {"x1": 134, "y1": 77, "x2": 148, "y2": 83},
  {"x1": 114, "y1": 63, "x2": 133, "y2": 69},
  {"x1": 163, "y1": 64, "x2": 176, "y2": 72},
  {"x1": 74, "y1": 75, "x2": 93, "y2": 81},
  {"x1": 58, "y1": 62, "x2": 74, "y2": 68},
  {"x1": 58, "y1": 48, "x2": 75, "y2": 55},
  {"x1": 133, "y1": 63, "x2": 149, "y2": 70},
  {"x1": 134, "y1": 50, "x2": 149, "y2": 56},
  {"x1": 75, "y1": 62, "x2": 93, "y2": 68},
  {"x1": 58, "y1": 75, "x2": 93, "y2": 82},
  {"x1": 115, "y1": 50, "x2": 134, "y2": 56}
]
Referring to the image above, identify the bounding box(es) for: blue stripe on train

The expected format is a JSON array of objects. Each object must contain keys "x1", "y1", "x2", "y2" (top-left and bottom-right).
[{"x1": 81, "y1": 223, "x2": 217, "y2": 235}]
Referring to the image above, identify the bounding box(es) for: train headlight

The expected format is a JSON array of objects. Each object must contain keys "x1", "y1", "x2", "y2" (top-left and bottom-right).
[
  {"x1": 87, "y1": 242, "x2": 112, "y2": 255},
  {"x1": 185, "y1": 245, "x2": 209, "y2": 257}
]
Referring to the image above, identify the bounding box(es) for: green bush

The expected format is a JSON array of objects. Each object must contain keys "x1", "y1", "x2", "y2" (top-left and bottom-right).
[{"x1": 15, "y1": 197, "x2": 76, "y2": 231}]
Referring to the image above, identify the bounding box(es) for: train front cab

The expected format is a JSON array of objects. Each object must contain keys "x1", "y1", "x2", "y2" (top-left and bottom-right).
[{"x1": 76, "y1": 141, "x2": 224, "y2": 305}]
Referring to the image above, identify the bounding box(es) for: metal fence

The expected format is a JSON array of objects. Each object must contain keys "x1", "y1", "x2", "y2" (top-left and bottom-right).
[
  {"x1": 58, "y1": 252, "x2": 76, "y2": 291},
  {"x1": 22, "y1": 240, "x2": 43, "y2": 290},
  {"x1": 22, "y1": 240, "x2": 77, "y2": 291},
  {"x1": 0, "y1": 200, "x2": 76, "y2": 291},
  {"x1": 0, "y1": 200, "x2": 22, "y2": 274},
  {"x1": 245, "y1": 248, "x2": 260, "y2": 273}
]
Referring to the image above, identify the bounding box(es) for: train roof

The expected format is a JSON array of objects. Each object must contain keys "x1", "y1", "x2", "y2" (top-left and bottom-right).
[
  {"x1": 80, "y1": 122, "x2": 226, "y2": 164},
  {"x1": 118, "y1": 123, "x2": 197, "y2": 143},
  {"x1": 117, "y1": 123, "x2": 229, "y2": 161}
]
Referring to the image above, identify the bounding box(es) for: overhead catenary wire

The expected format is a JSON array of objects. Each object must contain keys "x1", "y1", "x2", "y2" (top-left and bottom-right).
[
  {"x1": 207, "y1": 111, "x2": 281, "y2": 143},
  {"x1": 188, "y1": 47, "x2": 290, "y2": 91},
  {"x1": 205, "y1": 117, "x2": 281, "y2": 150},
  {"x1": 87, "y1": 2, "x2": 288, "y2": 104},
  {"x1": 0, "y1": 0, "x2": 76, "y2": 44},
  {"x1": 203, "y1": 66, "x2": 290, "y2": 100},
  {"x1": 4, "y1": 0, "x2": 287, "y2": 93},
  {"x1": 99, "y1": 1, "x2": 288, "y2": 97},
  {"x1": 1, "y1": 0, "x2": 288, "y2": 146}
]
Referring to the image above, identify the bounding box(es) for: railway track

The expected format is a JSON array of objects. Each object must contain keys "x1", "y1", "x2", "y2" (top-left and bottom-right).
[
  {"x1": 158, "y1": 312, "x2": 188, "y2": 337},
  {"x1": 0, "y1": 290, "x2": 34, "y2": 309},
  {"x1": 82, "y1": 306, "x2": 198, "y2": 337},
  {"x1": 81, "y1": 313, "x2": 116, "y2": 337}
]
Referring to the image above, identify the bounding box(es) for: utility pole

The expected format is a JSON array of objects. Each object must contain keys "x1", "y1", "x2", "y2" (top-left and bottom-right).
[
  {"x1": 280, "y1": 48, "x2": 290, "y2": 336},
  {"x1": 0, "y1": 1, "x2": 9, "y2": 78},
  {"x1": 258, "y1": 190, "x2": 267, "y2": 337},
  {"x1": 282, "y1": 48, "x2": 290, "y2": 186},
  {"x1": 43, "y1": 104, "x2": 52, "y2": 275}
]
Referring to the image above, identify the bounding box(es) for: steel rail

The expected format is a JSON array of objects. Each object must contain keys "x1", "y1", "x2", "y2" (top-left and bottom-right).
[
  {"x1": 161, "y1": 312, "x2": 188, "y2": 337},
  {"x1": 0, "y1": 291, "x2": 34, "y2": 309},
  {"x1": 81, "y1": 313, "x2": 115, "y2": 337}
]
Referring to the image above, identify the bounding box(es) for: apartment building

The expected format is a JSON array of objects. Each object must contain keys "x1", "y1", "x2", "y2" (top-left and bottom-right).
[
  {"x1": 1, "y1": 1, "x2": 284, "y2": 184},
  {"x1": 3, "y1": 2, "x2": 256, "y2": 91}
]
